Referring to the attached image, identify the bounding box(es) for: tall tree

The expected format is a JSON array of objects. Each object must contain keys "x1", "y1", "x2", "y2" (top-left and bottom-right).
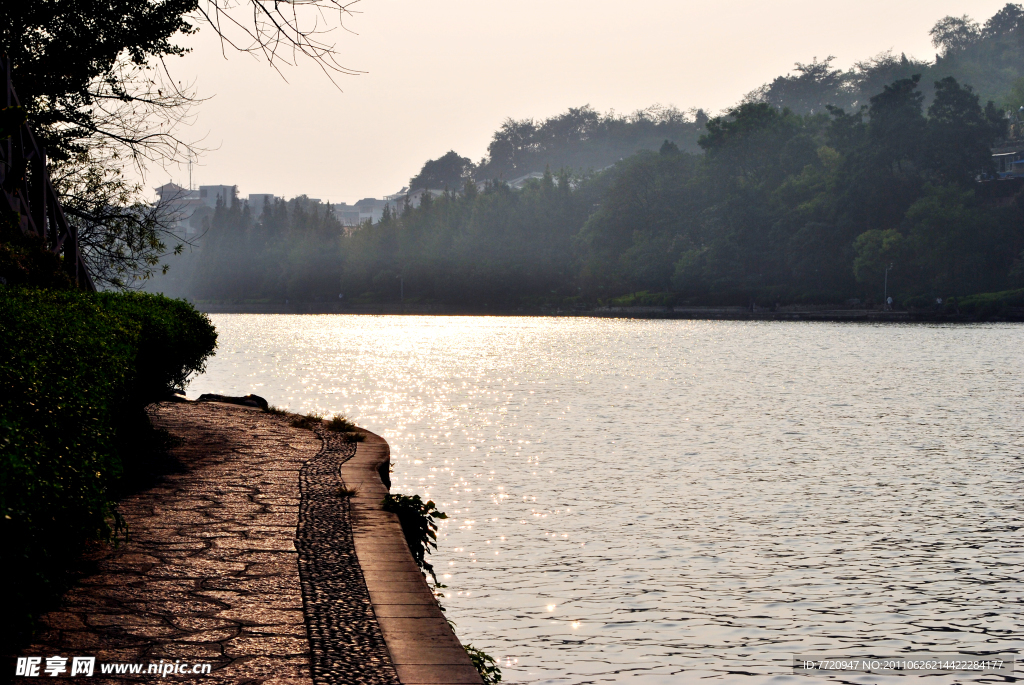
[
  {"x1": 748, "y1": 56, "x2": 858, "y2": 115},
  {"x1": 854, "y1": 51, "x2": 930, "y2": 105},
  {"x1": 930, "y1": 14, "x2": 982, "y2": 55},
  {"x1": 867, "y1": 76, "x2": 926, "y2": 175},
  {"x1": 484, "y1": 118, "x2": 538, "y2": 178},
  {"x1": 983, "y1": 3, "x2": 1024, "y2": 37},
  {"x1": 926, "y1": 77, "x2": 1005, "y2": 184}
]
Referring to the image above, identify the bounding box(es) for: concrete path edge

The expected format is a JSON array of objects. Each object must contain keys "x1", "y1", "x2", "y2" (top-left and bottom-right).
[{"x1": 345, "y1": 430, "x2": 484, "y2": 685}]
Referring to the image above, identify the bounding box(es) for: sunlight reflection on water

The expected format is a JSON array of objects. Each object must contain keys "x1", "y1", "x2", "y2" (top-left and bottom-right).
[{"x1": 190, "y1": 315, "x2": 1024, "y2": 684}]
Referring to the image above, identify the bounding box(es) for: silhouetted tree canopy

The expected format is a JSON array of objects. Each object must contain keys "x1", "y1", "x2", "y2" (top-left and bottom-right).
[
  {"x1": 477, "y1": 105, "x2": 708, "y2": 180},
  {"x1": 2, "y1": 0, "x2": 197, "y2": 162},
  {"x1": 930, "y1": 15, "x2": 982, "y2": 55},
  {"x1": 409, "y1": 151, "x2": 474, "y2": 191},
  {"x1": 748, "y1": 57, "x2": 858, "y2": 115}
]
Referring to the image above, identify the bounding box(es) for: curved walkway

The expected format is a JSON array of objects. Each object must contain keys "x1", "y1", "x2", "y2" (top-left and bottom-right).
[
  {"x1": 16, "y1": 402, "x2": 321, "y2": 683},
  {"x1": 14, "y1": 402, "x2": 481, "y2": 685}
]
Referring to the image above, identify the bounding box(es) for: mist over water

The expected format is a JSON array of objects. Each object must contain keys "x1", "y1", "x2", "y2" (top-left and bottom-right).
[{"x1": 191, "y1": 316, "x2": 1024, "y2": 683}]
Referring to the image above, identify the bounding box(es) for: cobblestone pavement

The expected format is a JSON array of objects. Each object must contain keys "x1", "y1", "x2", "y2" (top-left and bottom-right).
[
  {"x1": 13, "y1": 401, "x2": 394, "y2": 684},
  {"x1": 297, "y1": 430, "x2": 400, "y2": 685}
]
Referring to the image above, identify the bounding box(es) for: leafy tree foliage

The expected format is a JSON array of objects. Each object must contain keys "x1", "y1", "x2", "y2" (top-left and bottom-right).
[
  {"x1": 746, "y1": 5, "x2": 1024, "y2": 116},
  {"x1": 868, "y1": 76, "x2": 927, "y2": 174},
  {"x1": 2, "y1": 0, "x2": 196, "y2": 163},
  {"x1": 477, "y1": 105, "x2": 708, "y2": 180},
  {"x1": 930, "y1": 15, "x2": 983, "y2": 55},
  {"x1": 747, "y1": 57, "x2": 858, "y2": 115},
  {"x1": 854, "y1": 51, "x2": 933, "y2": 106},
  {"x1": 2, "y1": 1, "x2": 199, "y2": 287},
  {"x1": 927, "y1": 5, "x2": 1024, "y2": 105},
  {"x1": 985, "y1": 3, "x2": 1024, "y2": 36},
  {"x1": 410, "y1": 151, "x2": 474, "y2": 191},
  {"x1": 926, "y1": 77, "x2": 1006, "y2": 184},
  {"x1": 340, "y1": 170, "x2": 590, "y2": 308},
  {"x1": 185, "y1": 196, "x2": 347, "y2": 302},
  {"x1": 168, "y1": 75, "x2": 1022, "y2": 309}
]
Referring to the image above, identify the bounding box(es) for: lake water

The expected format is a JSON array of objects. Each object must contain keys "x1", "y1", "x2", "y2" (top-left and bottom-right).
[{"x1": 190, "y1": 316, "x2": 1024, "y2": 684}]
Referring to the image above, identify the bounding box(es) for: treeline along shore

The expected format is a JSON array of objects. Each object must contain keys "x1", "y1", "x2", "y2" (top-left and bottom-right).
[
  {"x1": 152, "y1": 5, "x2": 1024, "y2": 319},
  {"x1": 189, "y1": 300, "x2": 1024, "y2": 322}
]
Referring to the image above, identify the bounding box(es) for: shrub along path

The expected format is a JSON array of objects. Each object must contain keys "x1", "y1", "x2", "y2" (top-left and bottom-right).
[{"x1": 14, "y1": 401, "x2": 394, "y2": 684}]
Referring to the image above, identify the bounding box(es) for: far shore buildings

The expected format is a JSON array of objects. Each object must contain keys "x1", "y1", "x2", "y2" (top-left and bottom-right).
[
  {"x1": 155, "y1": 172, "x2": 556, "y2": 235},
  {"x1": 155, "y1": 183, "x2": 245, "y2": 235},
  {"x1": 979, "y1": 140, "x2": 1024, "y2": 204},
  {"x1": 155, "y1": 183, "x2": 379, "y2": 232}
]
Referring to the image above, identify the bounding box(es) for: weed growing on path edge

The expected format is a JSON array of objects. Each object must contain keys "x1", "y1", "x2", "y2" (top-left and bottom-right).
[
  {"x1": 326, "y1": 414, "x2": 357, "y2": 432},
  {"x1": 264, "y1": 405, "x2": 288, "y2": 416},
  {"x1": 335, "y1": 484, "x2": 360, "y2": 498},
  {"x1": 380, "y1": 494, "x2": 497, "y2": 681},
  {"x1": 464, "y1": 644, "x2": 501, "y2": 684},
  {"x1": 290, "y1": 411, "x2": 324, "y2": 430}
]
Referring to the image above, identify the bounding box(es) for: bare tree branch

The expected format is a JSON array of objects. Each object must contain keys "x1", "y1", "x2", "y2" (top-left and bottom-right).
[{"x1": 195, "y1": 0, "x2": 366, "y2": 87}]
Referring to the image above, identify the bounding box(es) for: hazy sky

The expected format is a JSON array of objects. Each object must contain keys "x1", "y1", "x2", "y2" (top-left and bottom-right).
[{"x1": 152, "y1": 0, "x2": 1012, "y2": 204}]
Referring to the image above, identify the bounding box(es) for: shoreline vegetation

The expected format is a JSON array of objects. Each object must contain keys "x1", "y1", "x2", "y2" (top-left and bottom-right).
[{"x1": 187, "y1": 293, "x2": 1024, "y2": 322}]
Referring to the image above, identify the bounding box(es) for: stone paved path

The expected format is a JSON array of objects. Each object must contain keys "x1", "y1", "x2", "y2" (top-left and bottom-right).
[{"x1": 15, "y1": 402, "x2": 349, "y2": 683}]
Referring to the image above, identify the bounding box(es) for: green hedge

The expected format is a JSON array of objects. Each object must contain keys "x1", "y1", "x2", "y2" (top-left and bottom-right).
[
  {"x1": 96, "y1": 292, "x2": 218, "y2": 405},
  {"x1": 956, "y1": 289, "x2": 1024, "y2": 317},
  {"x1": 0, "y1": 288, "x2": 217, "y2": 644}
]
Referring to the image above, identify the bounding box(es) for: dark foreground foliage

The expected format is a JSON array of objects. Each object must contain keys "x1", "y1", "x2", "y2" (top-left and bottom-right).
[{"x1": 0, "y1": 288, "x2": 216, "y2": 646}]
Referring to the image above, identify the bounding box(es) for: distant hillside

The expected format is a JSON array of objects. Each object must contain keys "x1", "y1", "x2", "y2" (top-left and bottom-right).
[
  {"x1": 408, "y1": 3, "x2": 1024, "y2": 189},
  {"x1": 746, "y1": 4, "x2": 1024, "y2": 115},
  {"x1": 473, "y1": 105, "x2": 710, "y2": 182},
  {"x1": 406, "y1": 105, "x2": 710, "y2": 191}
]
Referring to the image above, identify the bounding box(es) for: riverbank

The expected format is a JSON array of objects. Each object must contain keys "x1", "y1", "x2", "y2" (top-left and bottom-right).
[
  {"x1": 13, "y1": 401, "x2": 479, "y2": 684},
  {"x1": 191, "y1": 301, "x2": 1024, "y2": 322}
]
